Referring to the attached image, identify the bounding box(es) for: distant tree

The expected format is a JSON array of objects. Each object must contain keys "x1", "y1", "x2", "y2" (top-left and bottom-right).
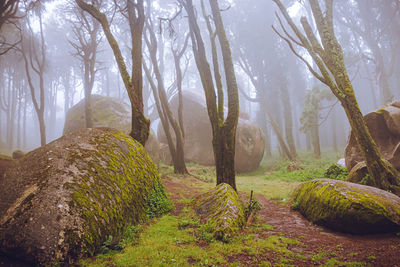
[
  {"x1": 0, "y1": 0, "x2": 21, "y2": 55},
  {"x1": 19, "y1": 6, "x2": 47, "y2": 147},
  {"x1": 338, "y1": 0, "x2": 399, "y2": 105},
  {"x1": 179, "y1": 0, "x2": 239, "y2": 190},
  {"x1": 273, "y1": 0, "x2": 400, "y2": 194},
  {"x1": 75, "y1": 0, "x2": 150, "y2": 145},
  {"x1": 231, "y1": 0, "x2": 298, "y2": 160},
  {"x1": 143, "y1": 6, "x2": 189, "y2": 174},
  {"x1": 69, "y1": 0, "x2": 102, "y2": 128},
  {"x1": 300, "y1": 85, "x2": 334, "y2": 158}
]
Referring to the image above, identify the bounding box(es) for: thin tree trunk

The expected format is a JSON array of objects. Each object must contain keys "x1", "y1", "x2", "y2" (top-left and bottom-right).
[
  {"x1": 263, "y1": 96, "x2": 294, "y2": 161},
  {"x1": 280, "y1": 83, "x2": 297, "y2": 158}
]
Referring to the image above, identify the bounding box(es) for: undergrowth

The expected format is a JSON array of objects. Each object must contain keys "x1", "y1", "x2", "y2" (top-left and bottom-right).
[{"x1": 79, "y1": 149, "x2": 369, "y2": 266}]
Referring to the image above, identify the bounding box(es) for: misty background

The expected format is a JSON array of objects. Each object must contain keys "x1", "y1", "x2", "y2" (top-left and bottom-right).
[{"x1": 1, "y1": 0, "x2": 399, "y2": 156}]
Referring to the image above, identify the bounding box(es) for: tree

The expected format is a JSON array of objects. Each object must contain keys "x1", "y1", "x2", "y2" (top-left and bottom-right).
[
  {"x1": 75, "y1": 0, "x2": 150, "y2": 145},
  {"x1": 0, "y1": 0, "x2": 20, "y2": 55},
  {"x1": 20, "y1": 6, "x2": 47, "y2": 147},
  {"x1": 143, "y1": 6, "x2": 189, "y2": 174},
  {"x1": 230, "y1": 0, "x2": 298, "y2": 160},
  {"x1": 273, "y1": 0, "x2": 400, "y2": 194},
  {"x1": 300, "y1": 85, "x2": 334, "y2": 158},
  {"x1": 338, "y1": 0, "x2": 399, "y2": 105},
  {"x1": 69, "y1": 0, "x2": 102, "y2": 128},
  {"x1": 180, "y1": 0, "x2": 239, "y2": 190}
]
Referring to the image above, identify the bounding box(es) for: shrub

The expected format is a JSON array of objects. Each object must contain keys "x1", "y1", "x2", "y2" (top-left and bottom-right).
[{"x1": 324, "y1": 163, "x2": 348, "y2": 180}]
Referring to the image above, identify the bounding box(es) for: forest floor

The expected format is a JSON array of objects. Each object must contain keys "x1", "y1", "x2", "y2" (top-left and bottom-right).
[{"x1": 80, "y1": 154, "x2": 400, "y2": 267}]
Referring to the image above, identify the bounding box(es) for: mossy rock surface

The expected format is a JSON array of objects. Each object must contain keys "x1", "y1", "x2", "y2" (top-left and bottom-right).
[
  {"x1": 63, "y1": 94, "x2": 160, "y2": 162},
  {"x1": 0, "y1": 128, "x2": 171, "y2": 265},
  {"x1": 192, "y1": 183, "x2": 245, "y2": 241},
  {"x1": 12, "y1": 150, "x2": 25, "y2": 159},
  {"x1": 292, "y1": 179, "x2": 400, "y2": 234},
  {"x1": 63, "y1": 95, "x2": 131, "y2": 135}
]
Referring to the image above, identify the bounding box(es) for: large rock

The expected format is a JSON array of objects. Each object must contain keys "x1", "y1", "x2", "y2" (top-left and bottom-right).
[
  {"x1": 345, "y1": 101, "x2": 400, "y2": 171},
  {"x1": 292, "y1": 179, "x2": 400, "y2": 234},
  {"x1": 0, "y1": 128, "x2": 171, "y2": 265},
  {"x1": 158, "y1": 90, "x2": 265, "y2": 172},
  {"x1": 192, "y1": 183, "x2": 245, "y2": 241},
  {"x1": 63, "y1": 95, "x2": 160, "y2": 162}
]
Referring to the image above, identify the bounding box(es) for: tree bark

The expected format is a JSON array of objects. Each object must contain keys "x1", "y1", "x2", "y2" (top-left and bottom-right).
[
  {"x1": 76, "y1": 0, "x2": 149, "y2": 145},
  {"x1": 274, "y1": 0, "x2": 400, "y2": 194},
  {"x1": 182, "y1": 0, "x2": 239, "y2": 189},
  {"x1": 280, "y1": 82, "x2": 297, "y2": 158}
]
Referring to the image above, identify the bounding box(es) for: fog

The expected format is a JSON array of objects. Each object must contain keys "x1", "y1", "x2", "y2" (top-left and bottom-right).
[{"x1": 1, "y1": 0, "x2": 399, "y2": 157}]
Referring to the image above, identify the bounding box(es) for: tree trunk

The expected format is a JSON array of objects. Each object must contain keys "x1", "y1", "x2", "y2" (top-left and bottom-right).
[
  {"x1": 213, "y1": 125, "x2": 236, "y2": 189},
  {"x1": 182, "y1": 0, "x2": 239, "y2": 189},
  {"x1": 280, "y1": 83, "x2": 297, "y2": 158},
  {"x1": 331, "y1": 109, "x2": 338, "y2": 152},
  {"x1": 143, "y1": 17, "x2": 188, "y2": 174},
  {"x1": 311, "y1": 120, "x2": 321, "y2": 158},
  {"x1": 263, "y1": 97, "x2": 294, "y2": 161},
  {"x1": 273, "y1": 0, "x2": 400, "y2": 194},
  {"x1": 76, "y1": 0, "x2": 149, "y2": 146}
]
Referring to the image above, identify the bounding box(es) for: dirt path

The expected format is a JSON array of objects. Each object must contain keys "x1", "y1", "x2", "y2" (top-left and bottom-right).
[
  {"x1": 163, "y1": 175, "x2": 400, "y2": 266},
  {"x1": 255, "y1": 193, "x2": 400, "y2": 266}
]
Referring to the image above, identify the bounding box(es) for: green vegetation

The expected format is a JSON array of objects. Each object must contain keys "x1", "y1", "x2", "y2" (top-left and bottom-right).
[
  {"x1": 325, "y1": 163, "x2": 349, "y2": 180},
  {"x1": 79, "y1": 150, "x2": 373, "y2": 266}
]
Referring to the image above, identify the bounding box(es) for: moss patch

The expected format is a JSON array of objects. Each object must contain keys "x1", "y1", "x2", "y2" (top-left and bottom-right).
[
  {"x1": 67, "y1": 129, "x2": 171, "y2": 256},
  {"x1": 192, "y1": 183, "x2": 245, "y2": 241},
  {"x1": 292, "y1": 179, "x2": 400, "y2": 234}
]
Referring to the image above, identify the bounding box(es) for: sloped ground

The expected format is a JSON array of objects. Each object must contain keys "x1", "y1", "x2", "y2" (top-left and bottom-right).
[
  {"x1": 2, "y1": 163, "x2": 400, "y2": 266},
  {"x1": 160, "y1": 164, "x2": 400, "y2": 266}
]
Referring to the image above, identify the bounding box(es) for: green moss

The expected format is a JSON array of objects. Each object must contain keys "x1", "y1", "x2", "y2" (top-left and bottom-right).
[
  {"x1": 292, "y1": 179, "x2": 400, "y2": 234},
  {"x1": 65, "y1": 129, "x2": 171, "y2": 257},
  {"x1": 0, "y1": 155, "x2": 12, "y2": 161},
  {"x1": 192, "y1": 183, "x2": 245, "y2": 241}
]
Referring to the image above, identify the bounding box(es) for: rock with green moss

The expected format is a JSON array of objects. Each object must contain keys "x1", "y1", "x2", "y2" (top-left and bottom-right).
[
  {"x1": 347, "y1": 161, "x2": 369, "y2": 184},
  {"x1": 63, "y1": 95, "x2": 131, "y2": 135},
  {"x1": 63, "y1": 95, "x2": 160, "y2": 162},
  {"x1": 292, "y1": 179, "x2": 400, "y2": 234},
  {"x1": 0, "y1": 128, "x2": 171, "y2": 265},
  {"x1": 345, "y1": 101, "x2": 400, "y2": 172},
  {"x1": 12, "y1": 150, "x2": 25, "y2": 159},
  {"x1": 192, "y1": 183, "x2": 245, "y2": 241}
]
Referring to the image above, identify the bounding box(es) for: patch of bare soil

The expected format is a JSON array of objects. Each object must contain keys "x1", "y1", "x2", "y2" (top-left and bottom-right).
[
  {"x1": 163, "y1": 176, "x2": 400, "y2": 266},
  {"x1": 162, "y1": 174, "x2": 202, "y2": 216},
  {"x1": 254, "y1": 193, "x2": 400, "y2": 266}
]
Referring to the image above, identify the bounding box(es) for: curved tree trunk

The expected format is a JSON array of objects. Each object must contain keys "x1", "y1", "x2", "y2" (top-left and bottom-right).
[
  {"x1": 76, "y1": 0, "x2": 150, "y2": 145},
  {"x1": 280, "y1": 83, "x2": 297, "y2": 158},
  {"x1": 182, "y1": 0, "x2": 239, "y2": 190},
  {"x1": 273, "y1": 0, "x2": 400, "y2": 194}
]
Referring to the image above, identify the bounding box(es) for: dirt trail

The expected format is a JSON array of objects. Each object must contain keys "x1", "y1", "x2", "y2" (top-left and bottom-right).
[
  {"x1": 255, "y1": 193, "x2": 400, "y2": 266},
  {"x1": 163, "y1": 175, "x2": 400, "y2": 266}
]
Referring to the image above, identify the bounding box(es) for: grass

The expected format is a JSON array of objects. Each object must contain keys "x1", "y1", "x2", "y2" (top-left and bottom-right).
[
  {"x1": 78, "y1": 149, "x2": 367, "y2": 266},
  {"x1": 79, "y1": 214, "x2": 302, "y2": 266}
]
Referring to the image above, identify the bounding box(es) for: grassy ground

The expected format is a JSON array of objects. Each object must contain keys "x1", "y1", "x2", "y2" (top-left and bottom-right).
[{"x1": 79, "y1": 150, "x2": 365, "y2": 267}]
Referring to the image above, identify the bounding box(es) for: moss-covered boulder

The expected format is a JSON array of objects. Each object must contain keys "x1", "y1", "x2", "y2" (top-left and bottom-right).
[
  {"x1": 292, "y1": 179, "x2": 400, "y2": 234},
  {"x1": 63, "y1": 95, "x2": 131, "y2": 135},
  {"x1": 12, "y1": 150, "x2": 25, "y2": 159},
  {"x1": 0, "y1": 128, "x2": 171, "y2": 265},
  {"x1": 192, "y1": 183, "x2": 245, "y2": 241},
  {"x1": 63, "y1": 95, "x2": 160, "y2": 162},
  {"x1": 345, "y1": 101, "x2": 400, "y2": 172},
  {"x1": 347, "y1": 161, "x2": 369, "y2": 184}
]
